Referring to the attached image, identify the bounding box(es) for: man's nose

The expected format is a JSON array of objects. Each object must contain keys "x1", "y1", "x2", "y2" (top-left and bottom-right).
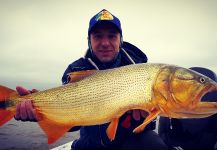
[{"x1": 101, "y1": 37, "x2": 110, "y2": 46}]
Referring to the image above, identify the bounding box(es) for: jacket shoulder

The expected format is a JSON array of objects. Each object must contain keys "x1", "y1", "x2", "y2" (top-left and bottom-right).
[
  {"x1": 122, "y1": 41, "x2": 148, "y2": 63},
  {"x1": 61, "y1": 58, "x2": 91, "y2": 84}
]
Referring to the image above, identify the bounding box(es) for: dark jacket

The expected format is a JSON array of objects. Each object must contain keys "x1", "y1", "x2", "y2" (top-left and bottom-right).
[
  {"x1": 158, "y1": 67, "x2": 217, "y2": 150},
  {"x1": 62, "y1": 42, "x2": 156, "y2": 150}
]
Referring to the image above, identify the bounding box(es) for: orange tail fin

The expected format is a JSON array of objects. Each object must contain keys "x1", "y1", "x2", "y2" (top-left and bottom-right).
[{"x1": 0, "y1": 85, "x2": 17, "y2": 126}]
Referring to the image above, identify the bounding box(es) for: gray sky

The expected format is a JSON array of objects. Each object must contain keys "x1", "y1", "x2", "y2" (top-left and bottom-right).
[{"x1": 0, "y1": 0, "x2": 216, "y2": 90}]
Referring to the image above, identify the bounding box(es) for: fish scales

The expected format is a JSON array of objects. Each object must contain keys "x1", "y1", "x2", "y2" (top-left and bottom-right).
[{"x1": 19, "y1": 64, "x2": 163, "y2": 124}]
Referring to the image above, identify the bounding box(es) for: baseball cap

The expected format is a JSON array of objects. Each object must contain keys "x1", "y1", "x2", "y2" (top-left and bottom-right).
[{"x1": 88, "y1": 9, "x2": 122, "y2": 36}]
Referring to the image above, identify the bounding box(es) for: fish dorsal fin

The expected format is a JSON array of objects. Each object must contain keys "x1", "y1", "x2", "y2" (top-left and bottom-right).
[{"x1": 67, "y1": 70, "x2": 98, "y2": 83}]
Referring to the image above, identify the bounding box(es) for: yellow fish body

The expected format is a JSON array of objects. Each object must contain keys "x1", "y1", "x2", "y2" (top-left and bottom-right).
[{"x1": 0, "y1": 63, "x2": 217, "y2": 144}]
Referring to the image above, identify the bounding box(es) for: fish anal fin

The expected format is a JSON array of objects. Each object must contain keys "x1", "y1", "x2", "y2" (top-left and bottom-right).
[
  {"x1": 36, "y1": 110, "x2": 73, "y2": 144},
  {"x1": 133, "y1": 109, "x2": 160, "y2": 133},
  {"x1": 67, "y1": 70, "x2": 97, "y2": 83},
  {"x1": 39, "y1": 118, "x2": 73, "y2": 144},
  {"x1": 106, "y1": 118, "x2": 119, "y2": 141}
]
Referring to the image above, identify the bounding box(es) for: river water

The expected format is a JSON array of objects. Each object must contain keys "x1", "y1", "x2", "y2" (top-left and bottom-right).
[
  {"x1": 0, "y1": 117, "x2": 160, "y2": 150},
  {"x1": 0, "y1": 119, "x2": 79, "y2": 150}
]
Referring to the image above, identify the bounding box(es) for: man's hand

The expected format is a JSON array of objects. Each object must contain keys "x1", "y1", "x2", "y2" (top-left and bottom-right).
[
  {"x1": 14, "y1": 86, "x2": 38, "y2": 121},
  {"x1": 130, "y1": 109, "x2": 148, "y2": 121},
  {"x1": 121, "y1": 109, "x2": 148, "y2": 128}
]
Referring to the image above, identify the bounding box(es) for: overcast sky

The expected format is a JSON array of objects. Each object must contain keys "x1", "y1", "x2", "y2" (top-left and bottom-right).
[{"x1": 0, "y1": 0, "x2": 216, "y2": 90}]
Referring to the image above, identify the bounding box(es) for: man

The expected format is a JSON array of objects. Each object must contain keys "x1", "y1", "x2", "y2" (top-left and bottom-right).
[
  {"x1": 158, "y1": 67, "x2": 217, "y2": 150},
  {"x1": 15, "y1": 9, "x2": 168, "y2": 150}
]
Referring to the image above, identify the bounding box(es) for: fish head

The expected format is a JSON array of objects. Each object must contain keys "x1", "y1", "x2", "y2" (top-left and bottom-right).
[
  {"x1": 155, "y1": 65, "x2": 217, "y2": 118},
  {"x1": 170, "y1": 67, "x2": 217, "y2": 108}
]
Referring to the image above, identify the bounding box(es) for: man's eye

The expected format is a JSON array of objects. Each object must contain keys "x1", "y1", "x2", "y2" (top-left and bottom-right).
[
  {"x1": 109, "y1": 34, "x2": 117, "y2": 39},
  {"x1": 94, "y1": 34, "x2": 102, "y2": 39}
]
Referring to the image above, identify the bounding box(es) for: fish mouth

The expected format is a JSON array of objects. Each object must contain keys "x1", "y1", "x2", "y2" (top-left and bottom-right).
[
  {"x1": 201, "y1": 84, "x2": 217, "y2": 102},
  {"x1": 175, "y1": 83, "x2": 217, "y2": 118},
  {"x1": 174, "y1": 111, "x2": 216, "y2": 118},
  {"x1": 170, "y1": 82, "x2": 217, "y2": 119}
]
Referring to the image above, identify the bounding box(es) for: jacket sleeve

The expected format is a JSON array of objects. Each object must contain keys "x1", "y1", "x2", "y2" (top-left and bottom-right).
[
  {"x1": 197, "y1": 113, "x2": 217, "y2": 149},
  {"x1": 158, "y1": 116, "x2": 173, "y2": 147},
  {"x1": 199, "y1": 91, "x2": 217, "y2": 149}
]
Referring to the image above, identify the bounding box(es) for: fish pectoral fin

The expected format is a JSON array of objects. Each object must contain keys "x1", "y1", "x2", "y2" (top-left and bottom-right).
[
  {"x1": 106, "y1": 118, "x2": 119, "y2": 141},
  {"x1": 67, "y1": 70, "x2": 98, "y2": 83},
  {"x1": 133, "y1": 109, "x2": 160, "y2": 133},
  {"x1": 37, "y1": 113, "x2": 73, "y2": 144}
]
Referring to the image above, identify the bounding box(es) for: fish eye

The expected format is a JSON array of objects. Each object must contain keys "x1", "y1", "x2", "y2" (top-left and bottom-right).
[{"x1": 199, "y1": 77, "x2": 206, "y2": 83}]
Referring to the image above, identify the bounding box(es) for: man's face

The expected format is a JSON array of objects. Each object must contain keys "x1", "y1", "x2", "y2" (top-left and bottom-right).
[{"x1": 90, "y1": 23, "x2": 121, "y2": 63}]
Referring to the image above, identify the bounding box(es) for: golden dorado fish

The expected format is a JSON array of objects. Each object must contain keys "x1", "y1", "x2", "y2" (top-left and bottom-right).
[{"x1": 0, "y1": 63, "x2": 217, "y2": 144}]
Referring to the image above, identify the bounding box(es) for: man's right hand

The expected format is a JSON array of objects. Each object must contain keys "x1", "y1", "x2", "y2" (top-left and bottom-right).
[
  {"x1": 14, "y1": 86, "x2": 38, "y2": 121},
  {"x1": 121, "y1": 110, "x2": 148, "y2": 128}
]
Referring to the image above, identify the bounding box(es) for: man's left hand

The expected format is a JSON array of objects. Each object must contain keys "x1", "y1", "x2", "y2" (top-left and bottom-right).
[
  {"x1": 121, "y1": 109, "x2": 148, "y2": 128},
  {"x1": 130, "y1": 109, "x2": 148, "y2": 121}
]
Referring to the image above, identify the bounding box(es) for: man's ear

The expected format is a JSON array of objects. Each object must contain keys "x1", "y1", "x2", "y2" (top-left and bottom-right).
[
  {"x1": 120, "y1": 36, "x2": 123, "y2": 47},
  {"x1": 88, "y1": 37, "x2": 92, "y2": 50}
]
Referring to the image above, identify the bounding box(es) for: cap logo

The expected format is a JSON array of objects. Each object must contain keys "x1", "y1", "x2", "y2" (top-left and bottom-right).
[{"x1": 95, "y1": 10, "x2": 114, "y2": 21}]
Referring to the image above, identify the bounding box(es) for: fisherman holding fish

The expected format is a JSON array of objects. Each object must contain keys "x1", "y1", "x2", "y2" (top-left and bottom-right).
[
  {"x1": 14, "y1": 9, "x2": 169, "y2": 150},
  {"x1": 7, "y1": 9, "x2": 217, "y2": 150}
]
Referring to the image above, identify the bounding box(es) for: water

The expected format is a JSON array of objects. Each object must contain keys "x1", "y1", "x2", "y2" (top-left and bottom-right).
[
  {"x1": 0, "y1": 117, "x2": 160, "y2": 150},
  {"x1": 0, "y1": 119, "x2": 79, "y2": 150}
]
